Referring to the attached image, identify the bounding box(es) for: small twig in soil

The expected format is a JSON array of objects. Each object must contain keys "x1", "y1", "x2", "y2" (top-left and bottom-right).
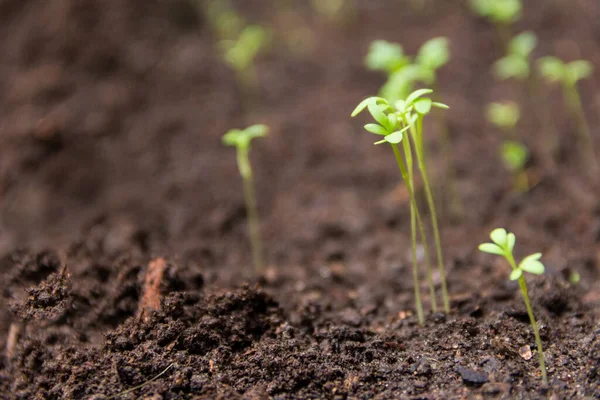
[
  {"x1": 137, "y1": 257, "x2": 167, "y2": 321},
  {"x1": 107, "y1": 363, "x2": 174, "y2": 399}
]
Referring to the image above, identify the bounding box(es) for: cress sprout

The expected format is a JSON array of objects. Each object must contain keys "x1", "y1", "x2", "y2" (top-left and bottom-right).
[
  {"x1": 221, "y1": 25, "x2": 271, "y2": 89},
  {"x1": 537, "y1": 56, "x2": 597, "y2": 174},
  {"x1": 486, "y1": 102, "x2": 529, "y2": 191},
  {"x1": 222, "y1": 124, "x2": 269, "y2": 272},
  {"x1": 479, "y1": 228, "x2": 547, "y2": 384},
  {"x1": 351, "y1": 89, "x2": 450, "y2": 324}
]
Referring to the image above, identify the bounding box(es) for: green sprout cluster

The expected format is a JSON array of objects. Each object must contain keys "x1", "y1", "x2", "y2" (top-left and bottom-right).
[
  {"x1": 366, "y1": 37, "x2": 449, "y2": 103},
  {"x1": 351, "y1": 89, "x2": 449, "y2": 324},
  {"x1": 486, "y1": 102, "x2": 529, "y2": 191},
  {"x1": 494, "y1": 31, "x2": 537, "y2": 81},
  {"x1": 222, "y1": 125, "x2": 269, "y2": 272},
  {"x1": 479, "y1": 228, "x2": 547, "y2": 384},
  {"x1": 537, "y1": 57, "x2": 597, "y2": 174}
]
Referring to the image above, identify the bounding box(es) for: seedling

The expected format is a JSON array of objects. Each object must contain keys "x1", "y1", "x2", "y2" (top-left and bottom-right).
[
  {"x1": 479, "y1": 228, "x2": 547, "y2": 384},
  {"x1": 365, "y1": 40, "x2": 411, "y2": 75},
  {"x1": 220, "y1": 25, "x2": 271, "y2": 89},
  {"x1": 494, "y1": 31, "x2": 537, "y2": 81},
  {"x1": 351, "y1": 90, "x2": 450, "y2": 323},
  {"x1": 203, "y1": 0, "x2": 244, "y2": 40},
  {"x1": 469, "y1": 0, "x2": 522, "y2": 48},
  {"x1": 537, "y1": 56, "x2": 597, "y2": 174},
  {"x1": 486, "y1": 102, "x2": 529, "y2": 191},
  {"x1": 222, "y1": 125, "x2": 269, "y2": 272}
]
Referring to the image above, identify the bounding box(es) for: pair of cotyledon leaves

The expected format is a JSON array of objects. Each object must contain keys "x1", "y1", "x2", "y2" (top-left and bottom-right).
[
  {"x1": 479, "y1": 228, "x2": 545, "y2": 280},
  {"x1": 351, "y1": 89, "x2": 448, "y2": 145},
  {"x1": 222, "y1": 124, "x2": 268, "y2": 149}
]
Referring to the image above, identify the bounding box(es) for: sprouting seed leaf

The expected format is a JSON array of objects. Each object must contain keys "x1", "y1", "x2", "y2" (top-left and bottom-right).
[
  {"x1": 406, "y1": 88, "x2": 433, "y2": 106},
  {"x1": 510, "y1": 268, "x2": 523, "y2": 280},
  {"x1": 567, "y1": 60, "x2": 593, "y2": 83},
  {"x1": 486, "y1": 102, "x2": 520, "y2": 130},
  {"x1": 364, "y1": 123, "x2": 389, "y2": 135},
  {"x1": 351, "y1": 97, "x2": 373, "y2": 117},
  {"x1": 501, "y1": 141, "x2": 528, "y2": 171},
  {"x1": 520, "y1": 259, "x2": 545, "y2": 275},
  {"x1": 222, "y1": 124, "x2": 268, "y2": 149},
  {"x1": 507, "y1": 233, "x2": 516, "y2": 252},
  {"x1": 365, "y1": 40, "x2": 410, "y2": 74},
  {"x1": 416, "y1": 37, "x2": 450, "y2": 71},
  {"x1": 494, "y1": 55, "x2": 529, "y2": 80},
  {"x1": 383, "y1": 130, "x2": 404, "y2": 144},
  {"x1": 519, "y1": 253, "x2": 545, "y2": 275},
  {"x1": 490, "y1": 228, "x2": 508, "y2": 247},
  {"x1": 537, "y1": 56, "x2": 566, "y2": 83},
  {"x1": 222, "y1": 129, "x2": 243, "y2": 146},
  {"x1": 479, "y1": 242, "x2": 505, "y2": 255},
  {"x1": 245, "y1": 124, "x2": 269, "y2": 138},
  {"x1": 413, "y1": 98, "x2": 433, "y2": 115},
  {"x1": 368, "y1": 99, "x2": 393, "y2": 131},
  {"x1": 432, "y1": 102, "x2": 449, "y2": 109},
  {"x1": 510, "y1": 31, "x2": 537, "y2": 58}
]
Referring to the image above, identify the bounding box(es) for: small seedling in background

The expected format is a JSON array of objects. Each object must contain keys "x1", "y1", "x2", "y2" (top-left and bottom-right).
[
  {"x1": 222, "y1": 125, "x2": 269, "y2": 272},
  {"x1": 469, "y1": 0, "x2": 522, "y2": 48},
  {"x1": 487, "y1": 102, "x2": 529, "y2": 191},
  {"x1": 203, "y1": 0, "x2": 244, "y2": 40},
  {"x1": 537, "y1": 56, "x2": 597, "y2": 174},
  {"x1": 479, "y1": 228, "x2": 547, "y2": 384},
  {"x1": 351, "y1": 90, "x2": 451, "y2": 323},
  {"x1": 494, "y1": 31, "x2": 537, "y2": 81},
  {"x1": 221, "y1": 25, "x2": 271, "y2": 89},
  {"x1": 365, "y1": 40, "x2": 411, "y2": 75}
]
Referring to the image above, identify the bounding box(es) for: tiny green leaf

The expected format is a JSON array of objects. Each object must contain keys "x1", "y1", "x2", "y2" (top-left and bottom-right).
[
  {"x1": 414, "y1": 98, "x2": 433, "y2": 115},
  {"x1": 432, "y1": 102, "x2": 449, "y2": 109},
  {"x1": 490, "y1": 228, "x2": 508, "y2": 247},
  {"x1": 368, "y1": 99, "x2": 393, "y2": 131},
  {"x1": 494, "y1": 55, "x2": 529, "y2": 80},
  {"x1": 416, "y1": 37, "x2": 450, "y2": 71},
  {"x1": 365, "y1": 40, "x2": 410, "y2": 74},
  {"x1": 486, "y1": 102, "x2": 520, "y2": 130},
  {"x1": 510, "y1": 31, "x2": 537, "y2": 58},
  {"x1": 351, "y1": 97, "x2": 373, "y2": 117},
  {"x1": 520, "y1": 260, "x2": 545, "y2": 275},
  {"x1": 510, "y1": 268, "x2": 523, "y2": 280},
  {"x1": 567, "y1": 60, "x2": 593, "y2": 83},
  {"x1": 507, "y1": 233, "x2": 516, "y2": 252},
  {"x1": 364, "y1": 123, "x2": 388, "y2": 135},
  {"x1": 406, "y1": 88, "x2": 433, "y2": 106},
  {"x1": 538, "y1": 56, "x2": 566, "y2": 83},
  {"x1": 383, "y1": 130, "x2": 404, "y2": 144},
  {"x1": 501, "y1": 141, "x2": 528, "y2": 171},
  {"x1": 479, "y1": 243, "x2": 505, "y2": 255}
]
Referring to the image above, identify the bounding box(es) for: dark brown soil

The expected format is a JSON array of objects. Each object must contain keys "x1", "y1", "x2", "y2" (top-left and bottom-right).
[{"x1": 1, "y1": 0, "x2": 599, "y2": 398}]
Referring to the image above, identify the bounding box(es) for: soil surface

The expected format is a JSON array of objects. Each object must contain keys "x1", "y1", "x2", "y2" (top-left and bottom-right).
[{"x1": 1, "y1": 0, "x2": 600, "y2": 398}]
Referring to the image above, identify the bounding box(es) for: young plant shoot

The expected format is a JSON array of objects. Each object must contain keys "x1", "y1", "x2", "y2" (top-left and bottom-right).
[
  {"x1": 222, "y1": 125, "x2": 269, "y2": 273},
  {"x1": 351, "y1": 90, "x2": 450, "y2": 323},
  {"x1": 221, "y1": 25, "x2": 271, "y2": 89},
  {"x1": 469, "y1": 0, "x2": 522, "y2": 48},
  {"x1": 537, "y1": 56, "x2": 597, "y2": 174},
  {"x1": 479, "y1": 229, "x2": 547, "y2": 384},
  {"x1": 486, "y1": 102, "x2": 529, "y2": 191}
]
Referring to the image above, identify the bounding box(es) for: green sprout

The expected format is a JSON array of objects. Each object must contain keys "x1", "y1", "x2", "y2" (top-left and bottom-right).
[
  {"x1": 487, "y1": 102, "x2": 529, "y2": 191},
  {"x1": 469, "y1": 0, "x2": 522, "y2": 48},
  {"x1": 494, "y1": 31, "x2": 537, "y2": 81},
  {"x1": 222, "y1": 125, "x2": 269, "y2": 272},
  {"x1": 479, "y1": 228, "x2": 547, "y2": 384},
  {"x1": 537, "y1": 56, "x2": 597, "y2": 174},
  {"x1": 221, "y1": 25, "x2": 271, "y2": 89},
  {"x1": 365, "y1": 40, "x2": 411, "y2": 75},
  {"x1": 351, "y1": 89, "x2": 450, "y2": 324}
]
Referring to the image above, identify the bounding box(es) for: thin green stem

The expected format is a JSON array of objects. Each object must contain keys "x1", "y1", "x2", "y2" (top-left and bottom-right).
[
  {"x1": 238, "y1": 149, "x2": 264, "y2": 273},
  {"x1": 506, "y1": 253, "x2": 547, "y2": 384},
  {"x1": 409, "y1": 116, "x2": 450, "y2": 313},
  {"x1": 392, "y1": 142, "x2": 437, "y2": 313},
  {"x1": 564, "y1": 83, "x2": 598, "y2": 176},
  {"x1": 410, "y1": 183, "x2": 424, "y2": 325}
]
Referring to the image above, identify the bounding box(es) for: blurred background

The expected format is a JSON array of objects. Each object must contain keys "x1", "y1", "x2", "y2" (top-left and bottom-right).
[{"x1": 0, "y1": 0, "x2": 598, "y2": 287}]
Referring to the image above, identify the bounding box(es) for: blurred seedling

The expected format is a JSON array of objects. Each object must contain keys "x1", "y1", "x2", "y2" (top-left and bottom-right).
[
  {"x1": 351, "y1": 90, "x2": 450, "y2": 323},
  {"x1": 479, "y1": 228, "x2": 547, "y2": 384},
  {"x1": 221, "y1": 25, "x2": 271, "y2": 90},
  {"x1": 222, "y1": 125, "x2": 269, "y2": 273},
  {"x1": 203, "y1": 0, "x2": 244, "y2": 40},
  {"x1": 537, "y1": 56, "x2": 597, "y2": 175},
  {"x1": 469, "y1": 0, "x2": 522, "y2": 48},
  {"x1": 494, "y1": 32, "x2": 559, "y2": 164},
  {"x1": 487, "y1": 102, "x2": 529, "y2": 191}
]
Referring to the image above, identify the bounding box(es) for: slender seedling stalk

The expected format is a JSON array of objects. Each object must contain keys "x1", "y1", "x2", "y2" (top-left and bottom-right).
[
  {"x1": 222, "y1": 125, "x2": 269, "y2": 273},
  {"x1": 479, "y1": 228, "x2": 547, "y2": 384},
  {"x1": 538, "y1": 56, "x2": 598, "y2": 176}
]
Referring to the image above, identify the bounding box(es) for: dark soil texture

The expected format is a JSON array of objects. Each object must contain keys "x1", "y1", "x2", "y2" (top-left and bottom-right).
[{"x1": 1, "y1": 0, "x2": 600, "y2": 398}]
